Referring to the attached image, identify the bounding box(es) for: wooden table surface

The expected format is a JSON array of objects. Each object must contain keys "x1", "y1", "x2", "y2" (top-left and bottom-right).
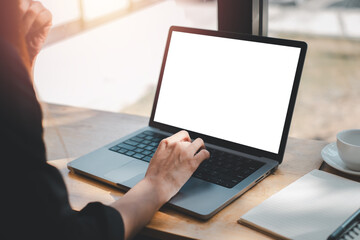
[{"x1": 42, "y1": 103, "x2": 360, "y2": 240}]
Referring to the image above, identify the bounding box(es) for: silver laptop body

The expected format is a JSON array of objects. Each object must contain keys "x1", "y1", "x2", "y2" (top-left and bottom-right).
[{"x1": 68, "y1": 26, "x2": 307, "y2": 220}]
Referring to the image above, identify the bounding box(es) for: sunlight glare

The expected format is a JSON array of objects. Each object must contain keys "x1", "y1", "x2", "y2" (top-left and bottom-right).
[{"x1": 82, "y1": 0, "x2": 130, "y2": 21}]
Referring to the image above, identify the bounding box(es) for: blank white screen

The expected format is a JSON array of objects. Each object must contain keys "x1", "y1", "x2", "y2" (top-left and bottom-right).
[{"x1": 154, "y1": 31, "x2": 301, "y2": 154}]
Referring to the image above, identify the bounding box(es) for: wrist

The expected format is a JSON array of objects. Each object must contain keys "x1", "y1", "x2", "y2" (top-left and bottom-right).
[{"x1": 141, "y1": 177, "x2": 169, "y2": 208}]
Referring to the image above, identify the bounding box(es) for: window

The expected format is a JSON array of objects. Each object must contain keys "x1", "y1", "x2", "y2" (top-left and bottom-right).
[
  {"x1": 35, "y1": 0, "x2": 360, "y2": 142},
  {"x1": 40, "y1": 0, "x2": 81, "y2": 26},
  {"x1": 268, "y1": 0, "x2": 360, "y2": 141},
  {"x1": 82, "y1": 0, "x2": 130, "y2": 21}
]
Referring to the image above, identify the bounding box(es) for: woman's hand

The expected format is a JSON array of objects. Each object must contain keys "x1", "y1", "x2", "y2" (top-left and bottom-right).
[
  {"x1": 111, "y1": 130, "x2": 210, "y2": 239},
  {"x1": 20, "y1": 0, "x2": 52, "y2": 66},
  {"x1": 145, "y1": 130, "x2": 210, "y2": 204}
]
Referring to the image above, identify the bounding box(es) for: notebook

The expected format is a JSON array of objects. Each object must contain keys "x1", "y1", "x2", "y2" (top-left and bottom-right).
[{"x1": 238, "y1": 170, "x2": 360, "y2": 240}]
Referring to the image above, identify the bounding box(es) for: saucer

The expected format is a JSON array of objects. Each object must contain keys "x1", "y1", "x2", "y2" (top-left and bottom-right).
[{"x1": 321, "y1": 142, "x2": 360, "y2": 176}]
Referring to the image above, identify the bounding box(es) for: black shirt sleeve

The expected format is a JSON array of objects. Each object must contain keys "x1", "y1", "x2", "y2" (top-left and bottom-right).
[{"x1": 0, "y1": 37, "x2": 124, "y2": 240}]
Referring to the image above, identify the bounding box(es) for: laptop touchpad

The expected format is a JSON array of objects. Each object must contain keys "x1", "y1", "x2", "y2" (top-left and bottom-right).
[{"x1": 104, "y1": 160, "x2": 147, "y2": 184}]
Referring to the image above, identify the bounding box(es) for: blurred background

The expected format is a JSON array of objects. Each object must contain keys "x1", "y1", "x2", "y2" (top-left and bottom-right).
[{"x1": 35, "y1": 0, "x2": 360, "y2": 142}]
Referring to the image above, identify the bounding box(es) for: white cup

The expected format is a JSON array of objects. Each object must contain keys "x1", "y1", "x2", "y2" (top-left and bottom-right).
[{"x1": 336, "y1": 129, "x2": 360, "y2": 171}]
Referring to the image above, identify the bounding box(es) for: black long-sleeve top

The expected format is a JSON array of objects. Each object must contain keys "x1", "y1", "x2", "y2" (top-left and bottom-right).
[{"x1": 0, "y1": 37, "x2": 124, "y2": 240}]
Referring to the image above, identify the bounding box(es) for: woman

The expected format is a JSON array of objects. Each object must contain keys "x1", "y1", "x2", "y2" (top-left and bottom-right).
[{"x1": 0, "y1": 1, "x2": 210, "y2": 239}]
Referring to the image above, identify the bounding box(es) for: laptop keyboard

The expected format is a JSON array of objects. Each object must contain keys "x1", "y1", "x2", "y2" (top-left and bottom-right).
[
  {"x1": 193, "y1": 148, "x2": 265, "y2": 188},
  {"x1": 109, "y1": 130, "x2": 265, "y2": 188},
  {"x1": 109, "y1": 131, "x2": 161, "y2": 163}
]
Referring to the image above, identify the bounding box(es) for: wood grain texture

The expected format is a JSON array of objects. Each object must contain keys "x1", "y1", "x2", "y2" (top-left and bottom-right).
[{"x1": 43, "y1": 103, "x2": 355, "y2": 240}]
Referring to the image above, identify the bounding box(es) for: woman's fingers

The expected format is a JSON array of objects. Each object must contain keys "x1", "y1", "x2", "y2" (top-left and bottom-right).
[
  {"x1": 165, "y1": 130, "x2": 191, "y2": 144},
  {"x1": 187, "y1": 138, "x2": 205, "y2": 155},
  {"x1": 194, "y1": 149, "x2": 210, "y2": 165},
  {"x1": 187, "y1": 138, "x2": 210, "y2": 168},
  {"x1": 28, "y1": 8, "x2": 52, "y2": 35},
  {"x1": 19, "y1": 0, "x2": 31, "y2": 15},
  {"x1": 22, "y1": 1, "x2": 45, "y2": 34},
  {"x1": 19, "y1": 0, "x2": 52, "y2": 65}
]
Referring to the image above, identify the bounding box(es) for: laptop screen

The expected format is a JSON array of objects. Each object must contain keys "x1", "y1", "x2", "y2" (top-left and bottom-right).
[{"x1": 153, "y1": 30, "x2": 302, "y2": 154}]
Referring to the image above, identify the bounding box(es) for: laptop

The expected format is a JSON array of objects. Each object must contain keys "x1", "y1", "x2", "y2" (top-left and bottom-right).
[{"x1": 68, "y1": 26, "x2": 307, "y2": 220}]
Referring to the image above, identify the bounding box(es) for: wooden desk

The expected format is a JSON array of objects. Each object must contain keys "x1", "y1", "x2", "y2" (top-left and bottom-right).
[{"x1": 42, "y1": 103, "x2": 360, "y2": 240}]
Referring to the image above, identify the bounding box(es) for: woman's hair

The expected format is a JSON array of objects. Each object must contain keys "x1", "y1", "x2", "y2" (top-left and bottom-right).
[{"x1": 0, "y1": 0, "x2": 31, "y2": 71}]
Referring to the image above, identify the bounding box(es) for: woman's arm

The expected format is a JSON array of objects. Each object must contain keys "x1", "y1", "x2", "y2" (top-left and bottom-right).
[
  {"x1": 111, "y1": 131, "x2": 210, "y2": 240},
  {"x1": 110, "y1": 179, "x2": 163, "y2": 240},
  {"x1": 18, "y1": 2, "x2": 210, "y2": 238}
]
